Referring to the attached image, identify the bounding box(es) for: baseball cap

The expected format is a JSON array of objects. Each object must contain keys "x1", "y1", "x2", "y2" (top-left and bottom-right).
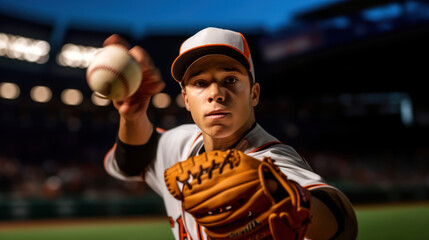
[{"x1": 171, "y1": 27, "x2": 255, "y2": 83}]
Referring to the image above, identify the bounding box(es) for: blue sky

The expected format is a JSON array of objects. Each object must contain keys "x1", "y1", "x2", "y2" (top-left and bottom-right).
[{"x1": 0, "y1": 0, "x2": 342, "y2": 36}]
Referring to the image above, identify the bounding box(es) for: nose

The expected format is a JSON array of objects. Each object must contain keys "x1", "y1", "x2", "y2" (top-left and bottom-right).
[{"x1": 207, "y1": 82, "x2": 225, "y2": 103}]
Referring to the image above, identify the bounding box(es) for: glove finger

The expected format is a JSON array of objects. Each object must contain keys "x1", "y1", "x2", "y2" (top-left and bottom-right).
[
  {"x1": 269, "y1": 212, "x2": 297, "y2": 240},
  {"x1": 269, "y1": 213, "x2": 285, "y2": 240}
]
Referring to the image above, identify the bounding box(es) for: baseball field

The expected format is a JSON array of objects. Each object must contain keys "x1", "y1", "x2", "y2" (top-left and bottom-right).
[{"x1": 0, "y1": 203, "x2": 427, "y2": 240}]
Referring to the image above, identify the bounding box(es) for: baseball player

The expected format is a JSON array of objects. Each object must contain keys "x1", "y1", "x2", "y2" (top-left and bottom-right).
[{"x1": 103, "y1": 27, "x2": 358, "y2": 239}]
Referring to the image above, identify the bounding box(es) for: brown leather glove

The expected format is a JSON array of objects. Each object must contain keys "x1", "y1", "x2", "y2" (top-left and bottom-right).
[{"x1": 164, "y1": 149, "x2": 312, "y2": 240}]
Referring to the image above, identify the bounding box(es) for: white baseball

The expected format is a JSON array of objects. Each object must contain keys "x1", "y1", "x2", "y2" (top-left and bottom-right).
[{"x1": 86, "y1": 45, "x2": 142, "y2": 100}]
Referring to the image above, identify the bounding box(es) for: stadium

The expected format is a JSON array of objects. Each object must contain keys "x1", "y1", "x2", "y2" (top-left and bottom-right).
[{"x1": 0, "y1": 0, "x2": 428, "y2": 239}]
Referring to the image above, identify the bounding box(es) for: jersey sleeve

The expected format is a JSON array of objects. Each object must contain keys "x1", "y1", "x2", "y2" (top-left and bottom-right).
[
  {"x1": 251, "y1": 144, "x2": 325, "y2": 187},
  {"x1": 104, "y1": 124, "x2": 201, "y2": 197}
]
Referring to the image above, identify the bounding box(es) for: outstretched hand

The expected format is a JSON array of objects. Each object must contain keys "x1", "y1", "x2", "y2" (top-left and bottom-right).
[{"x1": 103, "y1": 34, "x2": 165, "y2": 121}]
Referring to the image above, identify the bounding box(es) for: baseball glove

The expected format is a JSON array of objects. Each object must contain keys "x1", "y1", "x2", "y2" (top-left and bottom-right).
[{"x1": 164, "y1": 149, "x2": 312, "y2": 240}]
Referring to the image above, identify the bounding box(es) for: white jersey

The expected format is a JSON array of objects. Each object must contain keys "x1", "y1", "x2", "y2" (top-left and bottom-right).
[{"x1": 104, "y1": 123, "x2": 353, "y2": 240}]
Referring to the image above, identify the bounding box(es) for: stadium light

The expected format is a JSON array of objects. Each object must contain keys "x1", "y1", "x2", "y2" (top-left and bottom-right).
[
  {"x1": 152, "y1": 93, "x2": 171, "y2": 109},
  {"x1": 30, "y1": 86, "x2": 52, "y2": 103},
  {"x1": 0, "y1": 33, "x2": 50, "y2": 64},
  {"x1": 57, "y1": 43, "x2": 100, "y2": 68},
  {"x1": 175, "y1": 93, "x2": 185, "y2": 108},
  {"x1": 0, "y1": 82, "x2": 20, "y2": 99},
  {"x1": 61, "y1": 89, "x2": 83, "y2": 105}
]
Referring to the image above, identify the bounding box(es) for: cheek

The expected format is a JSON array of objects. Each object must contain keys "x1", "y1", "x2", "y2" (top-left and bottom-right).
[
  {"x1": 234, "y1": 87, "x2": 252, "y2": 106},
  {"x1": 184, "y1": 92, "x2": 203, "y2": 116},
  {"x1": 183, "y1": 90, "x2": 194, "y2": 110}
]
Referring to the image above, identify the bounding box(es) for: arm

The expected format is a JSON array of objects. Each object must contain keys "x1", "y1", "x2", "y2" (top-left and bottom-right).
[
  {"x1": 118, "y1": 109, "x2": 153, "y2": 145},
  {"x1": 103, "y1": 34, "x2": 165, "y2": 174},
  {"x1": 103, "y1": 34, "x2": 164, "y2": 145},
  {"x1": 307, "y1": 188, "x2": 358, "y2": 240}
]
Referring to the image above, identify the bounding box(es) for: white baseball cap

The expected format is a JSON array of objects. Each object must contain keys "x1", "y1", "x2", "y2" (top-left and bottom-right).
[{"x1": 171, "y1": 27, "x2": 255, "y2": 83}]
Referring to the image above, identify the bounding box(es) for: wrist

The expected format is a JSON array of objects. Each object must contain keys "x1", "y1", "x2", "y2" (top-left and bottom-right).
[{"x1": 119, "y1": 114, "x2": 153, "y2": 145}]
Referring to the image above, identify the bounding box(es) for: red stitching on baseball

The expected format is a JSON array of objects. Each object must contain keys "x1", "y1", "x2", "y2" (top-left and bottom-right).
[{"x1": 87, "y1": 65, "x2": 129, "y2": 97}]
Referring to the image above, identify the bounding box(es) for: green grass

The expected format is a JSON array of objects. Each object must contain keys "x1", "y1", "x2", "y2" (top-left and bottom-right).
[
  {"x1": 0, "y1": 204, "x2": 428, "y2": 240},
  {"x1": 356, "y1": 203, "x2": 429, "y2": 240},
  {"x1": 0, "y1": 220, "x2": 173, "y2": 240}
]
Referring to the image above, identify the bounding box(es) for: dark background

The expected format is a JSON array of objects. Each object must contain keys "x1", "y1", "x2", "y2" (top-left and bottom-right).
[{"x1": 0, "y1": 0, "x2": 428, "y2": 220}]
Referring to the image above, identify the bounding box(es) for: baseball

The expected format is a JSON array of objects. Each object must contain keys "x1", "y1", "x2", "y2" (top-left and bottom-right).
[{"x1": 86, "y1": 45, "x2": 142, "y2": 100}]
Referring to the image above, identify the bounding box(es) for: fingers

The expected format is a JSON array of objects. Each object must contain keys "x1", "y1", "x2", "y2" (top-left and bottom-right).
[
  {"x1": 129, "y1": 45, "x2": 153, "y2": 69},
  {"x1": 138, "y1": 72, "x2": 166, "y2": 96},
  {"x1": 126, "y1": 45, "x2": 165, "y2": 94},
  {"x1": 103, "y1": 34, "x2": 165, "y2": 119},
  {"x1": 103, "y1": 34, "x2": 130, "y2": 49},
  {"x1": 102, "y1": 35, "x2": 156, "y2": 73}
]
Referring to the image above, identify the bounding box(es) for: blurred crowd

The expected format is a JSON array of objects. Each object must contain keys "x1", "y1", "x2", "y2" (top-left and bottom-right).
[
  {"x1": 0, "y1": 95, "x2": 428, "y2": 205},
  {"x1": 0, "y1": 145, "x2": 427, "y2": 204},
  {"x1": 0, "y1": 154, "x2": 148, "y2": 201}
]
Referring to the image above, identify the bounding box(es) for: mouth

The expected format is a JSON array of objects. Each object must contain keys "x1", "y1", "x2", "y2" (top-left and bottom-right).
[{"x1": 206, "y1": 110, "x2": 230, "y2": 119}]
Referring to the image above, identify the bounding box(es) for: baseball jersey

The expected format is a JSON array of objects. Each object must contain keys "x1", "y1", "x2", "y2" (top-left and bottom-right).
[{"x1": 104, "y1": 123, "x2": 355, "y2": 240}]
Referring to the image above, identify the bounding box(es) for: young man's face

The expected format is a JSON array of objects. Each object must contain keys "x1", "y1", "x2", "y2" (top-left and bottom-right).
[{"x1": 182, "y1": 55, "x2": 260, "y2": 140}]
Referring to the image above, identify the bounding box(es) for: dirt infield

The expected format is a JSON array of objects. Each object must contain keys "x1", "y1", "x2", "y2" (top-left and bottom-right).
[{"x1": 0, "y1": 216, "x2": 169, "y2": 231}]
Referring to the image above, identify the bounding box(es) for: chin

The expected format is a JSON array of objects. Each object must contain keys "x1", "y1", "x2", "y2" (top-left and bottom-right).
[{"x1": 204, "y1": 125, "x2": 234, "y2": 138}]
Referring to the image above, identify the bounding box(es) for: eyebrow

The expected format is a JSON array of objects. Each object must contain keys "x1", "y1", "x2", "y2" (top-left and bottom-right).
[{"x1": 188, "y1": 66, "x2": 244, "y2": 79}]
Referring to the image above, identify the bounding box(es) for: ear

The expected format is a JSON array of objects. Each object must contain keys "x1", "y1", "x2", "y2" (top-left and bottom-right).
[
  {"x1": 251, "y1": 83, "x2": 260, "y2": 107},
  {"x1": 182, "y1": 89, "x2": 191, "y2": 111}
]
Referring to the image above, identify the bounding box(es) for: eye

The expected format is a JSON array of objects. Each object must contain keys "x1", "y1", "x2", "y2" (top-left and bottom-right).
[
  {"x1": 224, "y1": 76, "x2": 237, "y2": 84},
  {"x1": 192, "y1": 79, "x2": 209, "y2": 88}
]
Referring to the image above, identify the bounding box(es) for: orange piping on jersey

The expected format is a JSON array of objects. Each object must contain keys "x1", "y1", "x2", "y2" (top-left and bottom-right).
[
  {"x1": 196, "y1": 222, "x2": 204, "y2": 240},
  {"x1": 180, "y1": 204, "x2": 193, "y2": 240},
  {"x1": 103, "y1": 143, "x2": 117, "y2": 171},
  {"x1": 156, "y1": 127, "x2": 166, "y2": 133},
  {"x1": 248, "y1": 141, "x2": 282, "y2": 153},
  {"x1": 304, "y1": 183, "x2": 329, "y2": 190},
  {"x1": 169, "y1": 217, "x2": 175, "y2": 228},
  {"x1": 187, "y1": 132, "x2": 203, "y2": 158},
  {"x1": 178, "y1": 182, "x2": 194, "y2": 240}
]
